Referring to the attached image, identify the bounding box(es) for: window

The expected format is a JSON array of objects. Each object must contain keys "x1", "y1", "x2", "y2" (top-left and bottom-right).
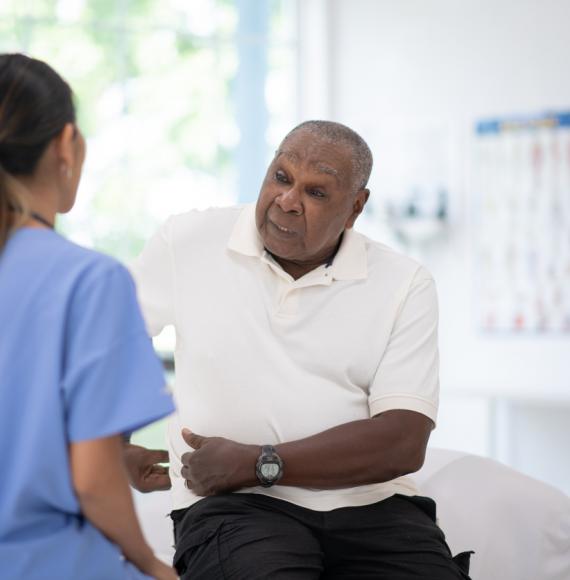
[
  {"x1": 2, "y1": 0, "x2": 297, "y2": 448},
  {"x1": 1, "y1": 0, "x2": 297, "y2": 259}
]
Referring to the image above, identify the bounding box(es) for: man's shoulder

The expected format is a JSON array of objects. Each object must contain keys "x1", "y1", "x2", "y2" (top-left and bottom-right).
[
  {"x1": 360, "y1": 233, "x2": 433, "y2": 285},
  {"x1": 168, "y1": 205, "x2": 244, "y2": 234}
]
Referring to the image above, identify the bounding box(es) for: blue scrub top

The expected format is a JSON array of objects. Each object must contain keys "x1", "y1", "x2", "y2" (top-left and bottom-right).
[{"x1": 0, "y1": 228, "x2": 175, "y2": 579}]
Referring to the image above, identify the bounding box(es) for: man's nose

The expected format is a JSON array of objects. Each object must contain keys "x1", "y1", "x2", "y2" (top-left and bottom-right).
[{"x1": 275, "y1": 186, "x2": 303, "y2": 215}]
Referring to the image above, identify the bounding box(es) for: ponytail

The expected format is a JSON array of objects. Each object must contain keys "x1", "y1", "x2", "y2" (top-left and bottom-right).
[{"x1": 0, "y1": 162, "x2": 27, "y2": 252}]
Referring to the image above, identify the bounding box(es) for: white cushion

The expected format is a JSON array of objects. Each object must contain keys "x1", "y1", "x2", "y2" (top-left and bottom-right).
[{"x1": 413, "y1": 448, "x2": 570, "y2": 580}]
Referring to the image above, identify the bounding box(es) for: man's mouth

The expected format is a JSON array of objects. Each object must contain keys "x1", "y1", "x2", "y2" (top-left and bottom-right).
[{"x1": 269, "y1": 219, "x2": 297, "y2": 236}]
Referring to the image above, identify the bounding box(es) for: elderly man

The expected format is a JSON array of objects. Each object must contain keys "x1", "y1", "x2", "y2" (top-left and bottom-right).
[{"x1": 126, "y1": 121, "x2": 471, "y2": 579}]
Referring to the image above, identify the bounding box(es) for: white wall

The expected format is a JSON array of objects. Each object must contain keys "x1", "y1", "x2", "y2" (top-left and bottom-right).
[{"x1": 325, "y1": 0, "x2": 570, "y2": 400}]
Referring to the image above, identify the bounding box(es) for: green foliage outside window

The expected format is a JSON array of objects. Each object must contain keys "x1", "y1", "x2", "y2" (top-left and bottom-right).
[
  {"x1": 1, "y1": 0, "x2": 296, "y2": 450},
  {"x1": 1, "y1": 0, "x2": 295, "y2": 261}
]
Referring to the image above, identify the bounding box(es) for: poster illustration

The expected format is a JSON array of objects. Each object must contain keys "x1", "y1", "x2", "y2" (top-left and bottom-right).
[{"x1": 474, "y1": 112, "x2": 570, "y2": 333}]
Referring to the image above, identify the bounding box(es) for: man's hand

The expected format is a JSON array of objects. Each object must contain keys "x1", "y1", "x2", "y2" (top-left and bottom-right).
[
  {"x1": 123, "y1": 443, "x2": 171, "y2": 493},
  {"x1": 180, "y1": 429, "x2": 259, "y2": 496}
]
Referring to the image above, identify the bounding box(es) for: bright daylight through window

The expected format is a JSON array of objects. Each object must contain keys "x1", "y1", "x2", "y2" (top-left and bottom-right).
[{"x1": 0, "y1": 0, "x2": 297, "y2": 260}]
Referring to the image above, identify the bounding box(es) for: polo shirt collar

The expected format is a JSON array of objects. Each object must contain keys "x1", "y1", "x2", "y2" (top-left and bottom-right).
[
  {"x1": 331, "y1": 228, "x2": 367, "y2": 280},
  {"x1": 227, "y1": 204, "x2": 263, "y2": 257},
  {"x1": 227, "y1": 204, "x2": 367, "y2": 281}
]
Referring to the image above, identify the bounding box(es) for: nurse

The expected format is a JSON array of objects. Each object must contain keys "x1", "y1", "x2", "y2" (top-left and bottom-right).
[{"x1": 0, "y1": 54, "x2": 177, "y2": 579}]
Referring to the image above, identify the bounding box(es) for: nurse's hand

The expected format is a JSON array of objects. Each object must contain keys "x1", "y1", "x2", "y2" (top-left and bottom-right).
[
  {"x1": 123, "y1": 443, "x2": 171, "y2": 493},
  {"x1": 180, "y1": 429, "x2": 258, "y2": 496},
  {"x1": 144, "y1": 557, "x2": 178, "y2": 580}
]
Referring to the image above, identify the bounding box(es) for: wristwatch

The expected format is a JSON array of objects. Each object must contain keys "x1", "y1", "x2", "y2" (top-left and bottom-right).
[{"x1": 255, "y1": 445, "x2": 283, "y2": 487}]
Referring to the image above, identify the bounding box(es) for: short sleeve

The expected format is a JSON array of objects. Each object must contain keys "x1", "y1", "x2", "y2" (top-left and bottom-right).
[
  {"x1": 368, "y1": 268, "x2": 439, "y2": 425},
  {"x1": 62, "y1": 260, "x2": 175, "y2": 442},
  {"x1": 129, "y1": 218, "x2": 175, "y2": 337}
]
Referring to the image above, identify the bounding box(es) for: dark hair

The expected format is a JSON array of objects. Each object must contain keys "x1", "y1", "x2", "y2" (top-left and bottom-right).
[
  {"x1": 0, "y1": 53, "x2": 76, "y2": 251},
  {"x1": 282, "y1": 120, "x2": 373, "y2": 192}
]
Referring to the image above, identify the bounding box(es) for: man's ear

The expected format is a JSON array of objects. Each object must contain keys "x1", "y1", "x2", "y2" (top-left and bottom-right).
[
  {"x1": 53, "y1": 123, "x2": 77, "y2": 172},
  {"x1": 346, "y1": 188, "x2": 370, "y2": 229}
]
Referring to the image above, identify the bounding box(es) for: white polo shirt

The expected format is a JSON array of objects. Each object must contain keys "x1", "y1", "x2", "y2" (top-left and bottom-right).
[{"x1": 130, "y1": 204, "x2": 439, "y2": 511}]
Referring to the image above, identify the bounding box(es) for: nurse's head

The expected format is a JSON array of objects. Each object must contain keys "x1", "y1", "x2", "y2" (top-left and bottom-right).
[{"x1": 0, "y1": 54, "x2": 85, "y2": 250}]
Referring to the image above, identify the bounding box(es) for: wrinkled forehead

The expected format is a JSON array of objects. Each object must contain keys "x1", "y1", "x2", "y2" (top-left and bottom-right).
[
  {"x1": 275, "y1": 132, "x2": 353, "y2": 182},
  {"x1": 276, "y1": 150, "x2": 340, "y2": 182}
]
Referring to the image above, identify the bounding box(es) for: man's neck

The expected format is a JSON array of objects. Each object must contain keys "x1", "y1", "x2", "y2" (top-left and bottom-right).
[{"x1": 267, "y1": 233, "x2": 344, "y2": 281}]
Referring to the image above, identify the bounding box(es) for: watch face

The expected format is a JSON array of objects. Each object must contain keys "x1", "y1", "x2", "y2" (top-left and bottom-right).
[{"x1": 261, "y1": 462, "x2": 280, "y2": 480}]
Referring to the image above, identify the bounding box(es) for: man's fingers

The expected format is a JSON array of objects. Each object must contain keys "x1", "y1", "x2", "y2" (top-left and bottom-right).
[
  {"x1": 146, "y1": 449, "x2": 169, "y2": 465},
  {"x1": 181, "y1": 428, "x2": 206, "y2": 450}
]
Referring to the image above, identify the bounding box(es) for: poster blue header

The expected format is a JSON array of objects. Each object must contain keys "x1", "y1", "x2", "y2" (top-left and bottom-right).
[{"x1": 476, "y1": 111, "x2": 570, "y2": 134}]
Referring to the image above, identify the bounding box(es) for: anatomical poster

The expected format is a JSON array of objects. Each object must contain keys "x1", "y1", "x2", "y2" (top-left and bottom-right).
[{"x1": 474, "y1": 112, "x2": 570, "y2": 333}]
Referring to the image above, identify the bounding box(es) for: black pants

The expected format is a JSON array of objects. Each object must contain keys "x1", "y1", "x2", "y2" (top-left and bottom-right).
[{"x1": 171, "y1": 493, "x2": 472, "y2": 580}]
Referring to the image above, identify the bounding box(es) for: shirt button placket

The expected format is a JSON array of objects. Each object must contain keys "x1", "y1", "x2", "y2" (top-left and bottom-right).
[{"x1": 277, "y1": 287, "x2": 299, "y2": 316}]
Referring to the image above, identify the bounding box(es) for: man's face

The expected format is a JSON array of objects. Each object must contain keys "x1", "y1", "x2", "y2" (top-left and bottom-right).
[{"x1": 255, "y1": 130, "x2": 368, "y2": 269}]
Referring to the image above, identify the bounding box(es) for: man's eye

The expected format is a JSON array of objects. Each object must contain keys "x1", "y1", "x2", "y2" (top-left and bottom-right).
[
  {"x1": 275, "y1": 171, "x2": 289, "y2": 183},
  {"x1": 309, "y1": 189, "x2": 326, "y2": 198}
]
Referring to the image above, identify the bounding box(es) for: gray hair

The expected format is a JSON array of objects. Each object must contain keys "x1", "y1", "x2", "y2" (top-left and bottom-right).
[{"x1": 281, "y1": 120, "x2": 373, "y2": 191}]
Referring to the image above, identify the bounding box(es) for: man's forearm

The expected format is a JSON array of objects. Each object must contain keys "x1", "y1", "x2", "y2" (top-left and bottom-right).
[
  {"x1": 274, "y1": 410, "x2": 432, "y2": 488},
  {"x1": 181, "y1": 409, "x2": 433, "y2": 495}
]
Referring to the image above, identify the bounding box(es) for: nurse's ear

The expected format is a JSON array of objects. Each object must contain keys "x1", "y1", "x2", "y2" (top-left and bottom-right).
[
  {"x1": 51, "y1": 123, "x2": 85, "y2": 213},
  {"x1": 52, "y1": 123, "x2": 78, "y2": 178}
]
